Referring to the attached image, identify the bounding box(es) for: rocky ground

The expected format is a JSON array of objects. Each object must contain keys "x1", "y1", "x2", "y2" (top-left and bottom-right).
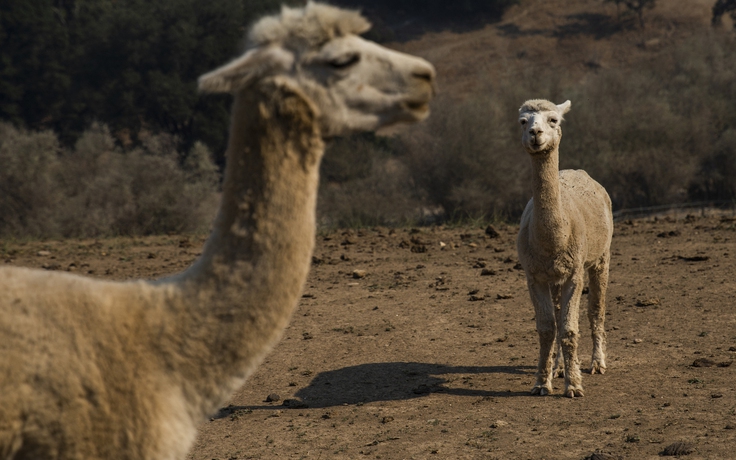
[{"x1": 3, "y1": 212, "x2": 736, "y2": 459}]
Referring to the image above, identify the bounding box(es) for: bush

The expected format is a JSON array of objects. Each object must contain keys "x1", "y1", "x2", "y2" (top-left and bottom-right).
[{"x1": 0, "y1": 123, "x2": 219, "y2": 238}]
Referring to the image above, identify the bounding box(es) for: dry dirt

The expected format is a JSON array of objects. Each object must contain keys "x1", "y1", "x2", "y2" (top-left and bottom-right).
[{"x1": 4, "y1": 212, "x2": 736, "y2": 459}]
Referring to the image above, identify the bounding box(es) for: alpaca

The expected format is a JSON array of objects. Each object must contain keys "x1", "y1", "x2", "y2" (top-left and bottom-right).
[
  {"x1": 0, "y1": 3, "x2": 435, "y2": 458},
  {"x1": 516, "y1": 99, "x2": 613, "y2": 398}
]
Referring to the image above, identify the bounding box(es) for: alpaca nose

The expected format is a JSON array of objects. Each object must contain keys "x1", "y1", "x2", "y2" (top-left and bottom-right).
[
  {"x1": 411, "y1": 61, "x2": 437, "y2": 95},
  {"x1": 528, "y1": 126, "x2": 542, "y2": 136}
]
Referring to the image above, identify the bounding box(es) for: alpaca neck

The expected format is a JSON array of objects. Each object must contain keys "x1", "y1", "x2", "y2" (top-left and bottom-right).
[
  {"x1": 529, "y1": 146, "x2": 568, "y2": 251},
  {"x1": 166, "y1": 78, "x2": 324, "y2": 416}
]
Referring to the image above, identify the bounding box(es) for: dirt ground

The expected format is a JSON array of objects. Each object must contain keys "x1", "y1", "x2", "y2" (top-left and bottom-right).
[{"x1": 3, "y1": 212, "x2": 736, "y2": 459}]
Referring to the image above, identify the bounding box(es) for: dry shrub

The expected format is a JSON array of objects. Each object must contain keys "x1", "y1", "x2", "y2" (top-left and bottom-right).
[
  {"x1": 0, "y1": 123, "x2": 219, "y2": 238},
  {"x1": 0, "y1": 124, "x2": 62, "y2": 236},
  {"x1": 318, "y1": 134, "x2": 424, "y2": 227}
]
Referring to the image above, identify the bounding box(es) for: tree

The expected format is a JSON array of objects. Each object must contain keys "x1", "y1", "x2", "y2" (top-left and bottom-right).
[
  {"x1": 712, "y1": 0, "x2": 736, "y2": 27},
  {"x1": 0, "y1": 0, "x2": 292, "y2": 158},
  {"x1": 604, "y1": 0, "x2": 656, "y2": 28}
]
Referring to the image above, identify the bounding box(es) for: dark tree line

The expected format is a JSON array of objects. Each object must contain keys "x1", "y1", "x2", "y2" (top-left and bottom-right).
[
  {"x1": 0, "y1": 0, "x2": 520, "y2": 158},
  {"x1": 0, "y1": 0, "x2": 295, "y2": 158}
]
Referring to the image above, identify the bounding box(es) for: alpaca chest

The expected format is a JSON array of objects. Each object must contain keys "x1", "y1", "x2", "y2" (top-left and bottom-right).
[{"x1": 524, "y1": 249, "x2": 577, "y2": 283}]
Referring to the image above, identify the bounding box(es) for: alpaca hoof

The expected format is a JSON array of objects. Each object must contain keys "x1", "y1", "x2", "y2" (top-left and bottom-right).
[
  {"x1": 564, "y1": 387, "x2": 584, "y2": 398},
  {"x1": 552, "y1": 368, "x2": 565, "y2": 378},
  {"x1": 531, "y1": 385, "x2": 551, "y2": 396},
  {"x1": 590, "y1": 364, "x2": 606, "y2": 375}
]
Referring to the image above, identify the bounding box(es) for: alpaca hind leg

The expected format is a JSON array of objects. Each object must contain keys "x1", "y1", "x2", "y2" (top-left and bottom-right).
[
  {"x1": 557, "y1": 276, "x2": 584, "y2": 398},
  {"x1": 528, "y1": 281, "x2": 555, "y2": 395},
  {"x1": 587, "y1": 253, "x2": 610, "y2": 375}
]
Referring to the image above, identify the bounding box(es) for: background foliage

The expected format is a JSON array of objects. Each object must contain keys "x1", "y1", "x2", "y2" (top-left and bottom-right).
[{"x1": 1, "y1": 0, "x2": 735, "y2": 236}]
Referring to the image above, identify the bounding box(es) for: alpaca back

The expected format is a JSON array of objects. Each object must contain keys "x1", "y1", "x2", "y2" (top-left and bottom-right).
[{"x1": 0, "y1": 266, "x2": 193, "y2": 459}]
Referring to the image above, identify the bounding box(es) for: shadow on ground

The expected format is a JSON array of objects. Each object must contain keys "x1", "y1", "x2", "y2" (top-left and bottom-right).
[{"x1": 214, "y1": 362, "x2": 534, "y2": 417}]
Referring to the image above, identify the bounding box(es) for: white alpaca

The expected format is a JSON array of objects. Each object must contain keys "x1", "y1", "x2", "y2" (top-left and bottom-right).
[
  {"x1": 516, "y1": 99, "x2": 613, "y2": 398},
  {"x1": 0, "y1": 3, "x2": 435, "y2": 458}
]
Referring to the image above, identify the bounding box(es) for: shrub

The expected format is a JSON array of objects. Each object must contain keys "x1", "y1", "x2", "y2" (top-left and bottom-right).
[{"x1": 0, "y1": 123, "x2": 219, "y2": 238}]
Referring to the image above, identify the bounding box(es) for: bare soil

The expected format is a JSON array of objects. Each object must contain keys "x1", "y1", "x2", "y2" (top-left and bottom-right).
[{"x1": 4, "y1": 212, "x2": 736, "y2": 459}]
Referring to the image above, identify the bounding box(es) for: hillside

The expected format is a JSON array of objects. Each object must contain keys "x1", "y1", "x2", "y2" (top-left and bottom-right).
[{"x1": 390, "y1": 0, "x2": 719, "y2": 98}]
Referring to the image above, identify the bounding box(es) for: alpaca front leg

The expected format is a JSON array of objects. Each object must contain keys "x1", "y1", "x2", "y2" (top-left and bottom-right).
[
  {"x1": 549, "y1": 285, "x2": 564, "y2": 378},
  {"x1": 528, "y1": 281, "x2": 555, "y2": 395},
  {"x1": 552, "y1": 339, "x2": 565, "y2": 378},
  {"x1": 587, "y1": 254, "x2": 610, "y2": 375},
  {"x1": 557, "y1": 277, "x2": 584, "y2": 398}
]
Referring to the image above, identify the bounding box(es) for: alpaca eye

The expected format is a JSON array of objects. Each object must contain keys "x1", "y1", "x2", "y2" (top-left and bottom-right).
[
  {"x1": 550, "y1": 118, "x2": 558, "y2": 124},
  {"x1": 520, "y1": 119, "x2": 527, "y2": 126},
  {"x1": 329, "y1": 53, "x2": 360, "y2": 69}
]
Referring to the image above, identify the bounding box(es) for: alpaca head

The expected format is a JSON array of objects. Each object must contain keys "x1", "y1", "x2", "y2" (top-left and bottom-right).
[
  {"x1": 198, "y1": 2, "x2": 436, "y2": 137},
  {"x1": 518, "y1": 99, "x2": 571, "y2": 155}
]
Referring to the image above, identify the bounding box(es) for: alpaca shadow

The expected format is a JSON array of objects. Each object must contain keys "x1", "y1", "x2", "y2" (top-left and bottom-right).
[{"x1": 290, "y1": 362, "x2": 533, "y2": 408}]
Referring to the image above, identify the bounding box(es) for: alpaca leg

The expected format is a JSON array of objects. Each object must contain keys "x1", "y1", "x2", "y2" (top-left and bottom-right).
[
  {"x1": 528, "y1": 280, "x2": 555, "y2": 396},
  {"x1": 557, "y1": 275, "x2": 584, "y2": 398},
  {"x1": 550, "y1": 285, "x2": 565, "y2": 378},
  {"x1": 552, "y1": 339, "x2": 565, "y2": 378},
  {"x1": 588, "y1": 252, "x2": 610, "y2": 375}
]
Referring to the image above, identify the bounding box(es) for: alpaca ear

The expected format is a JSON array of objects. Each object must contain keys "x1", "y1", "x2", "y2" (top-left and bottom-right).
[
  {"x1": 198, "y1": 47, "x2": 294, "y2": 93},
  {"x1": 556, "y1": 100, "x2": 572, "y2": 115}
]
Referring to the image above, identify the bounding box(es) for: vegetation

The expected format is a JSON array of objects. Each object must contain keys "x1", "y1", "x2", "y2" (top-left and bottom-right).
[
  {"x1": 322, "y1": 30, "x2": 736, "y2": 225},
  {"x1": 1, "y1": 1, "x2": 736, "y2": 234},
  {"x1": 604, "y1": 0, "x2": 657, "y2": 27},
  {"x1": 0, "y1": 123, "x2": 219, "y2": 237},
  {"x1": 0, "y1": 0, "x2": 297, "y2": 159},
  {"x1": 712, "y1": 0, "x2": 736, "y2": 26}
]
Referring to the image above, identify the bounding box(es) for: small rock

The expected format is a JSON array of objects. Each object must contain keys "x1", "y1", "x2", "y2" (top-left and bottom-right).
[
  {"x1": 496, "y1": 293, "x2": 513, "y2": 300},
  {"x1": 490, "y1": 420, "x2": 508, "y2": 428},
  {"x1": 473, "y1": 261, "x2": 487, "y2": 268},
  {"x1": 352, "y1": 269, "x2": 367, "y2": 279},
  {"x1": 633, "y1": 338, "x2": 643, "y2": 344},
  {"x1": 692, "y1": 358, "x2": 716, "y2": 367},
  {"x1": 412, "y1": 384, "x2": 432, "y2": 395},
  {"x1": 381, "y1": 416, "x2": 394, "y2": 424},
  {"x1": 718, "y1": 361, "x2": 733, "y2": 367},
  {"x1": 584, "y1": 453, "x2": 617, "y2": 460},
  {"x1": 37, "y1": 250, "x2": 51, "y2": 257},
  {"x1": 678, "y1": 255, "x2": 709, "y2": 262},
  {"x1": 480, "y1": 268, "x2": 496, "y2": 276},
  {"x1": 302, "y1": 332, "x2": 313, "y2": 340},
  {"x1": 469, "y1": 295, "x2": 485, "y2": 302},
  {"x1": 660, "y1": 442, "x2": 694, "y2": 456},
  {"x1": 468, "y1": 242, "x2": 478, "y2": 248},
  {"x1": 147, "y1": 252, "x2": 157, "y2": 259},
  {"x1": 439, "y1": 241, "x2": 446, "y2": 249},
  {"x1": 485, "y1": 225, "x2": 500, "y2": 238},
  {"x1": 266, "y1": 393, "x2": 281, "y2": 402},
  {"x1": 711, "y1": 393, "x2": 723, "y2": 398},
  {"x1": 282, "y1": 399, "x2": 309, "y2": 409},
  {"x1": 321, "y1": 412, "x2": 332, "y2": 419},
  {"x1": 636, "y1": 298, "x2": 660, "y2": 307},
  {"x1": 729, "y1": 346, "x2": 736, "y2": 352}
]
